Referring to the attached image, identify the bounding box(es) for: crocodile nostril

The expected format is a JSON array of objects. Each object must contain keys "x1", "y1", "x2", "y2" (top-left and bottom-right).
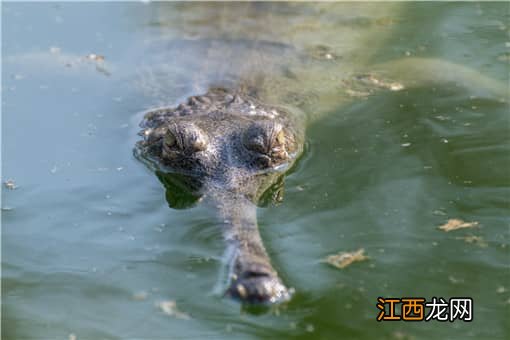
[{"x1": 242, "y1": 270, "x2": 272, "y2": 279}]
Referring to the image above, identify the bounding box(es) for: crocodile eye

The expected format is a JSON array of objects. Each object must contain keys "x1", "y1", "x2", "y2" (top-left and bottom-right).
[
  {"x1": 275, "y1": 130, "x2": 286, "y2": 149},
  {"x1": 164, "y1": 131, "x2": 177, "y2": 148},
  {"x1": 167, "y1": 122, "x2": 208, "y2": 154},
  {"x1": 242, "y1": 121, "x2": 288, "y2": 163},
  {"x1": 188, "y1": 129, "x2": 208, "y2": 152}
]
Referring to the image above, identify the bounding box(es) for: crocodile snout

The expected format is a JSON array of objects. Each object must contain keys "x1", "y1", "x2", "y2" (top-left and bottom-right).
[{"x1": 226, "y1": 263, "x2": 292, "y2": 304}]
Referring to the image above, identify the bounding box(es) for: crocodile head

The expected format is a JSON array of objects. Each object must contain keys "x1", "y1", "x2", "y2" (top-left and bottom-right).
[{"x1": 135, "y1": 87, "x2": 304, "y2": 304}]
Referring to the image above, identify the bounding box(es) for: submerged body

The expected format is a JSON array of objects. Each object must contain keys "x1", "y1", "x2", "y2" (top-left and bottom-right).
[{"x1": 135, "y1": 88, "x2": 304, "y2": 303}]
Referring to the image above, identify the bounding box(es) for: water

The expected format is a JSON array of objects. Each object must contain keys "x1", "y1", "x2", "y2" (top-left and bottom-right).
[{"x1": 2, "y1": 2, "x2": 509, "y2": 339}]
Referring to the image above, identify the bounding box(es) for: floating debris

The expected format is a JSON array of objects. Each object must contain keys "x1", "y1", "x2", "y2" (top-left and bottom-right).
[
  {"x1": 389, "y1": 83, "x2": 404, "y2": 91},
  {"x1": 497, "y1": 53, "x2": 510, "y2": 62},
  {"x1": 448, "y1": 275, "x2": 464, "y2": 284},
  {"x1": 392, "y1": 330, "x2": 415, "y2": 340},
  {"x1": 323, "y1": 248, "x2": 369, "y2": 269},
  {"x1": 78, "y1": 53, "x2": 110, "y2": 76},
  {"x1": 343, "y1": 73, "x2": 404, "y2": 98},
  {"x1": 68, "y1": 334, "x2": 77, "y2": 340},
  {"x1": 85, "y1": 53, "x2": 105, "y2": 62},
  {"x1": 132, "y1": 291, "x2": 148, "y2": 301},
  {"x1": 156, "y1": 300, "x2": 190, "y2": 320},
  {"x1": 434, "y1": 115, "x2": 451, "y2": 121},
  {"x1": 354, "y1": 74, "x2": 404, "y2": 91},
  {"x1": 345, "y1": 88, "x2": 371, "y2": 98},
  {"x1": 49, "y1": 46, "x2": 61, "y2": 54},
  {"x1": 308, "y1": 44, "x2": 339, "y2": 60},
  {"x1": 438, "y1": 219, "x2": 479, "y2": 232},
  {"x1": 4, "y1": 179, "x2": 18, "y2": 190},
  {"x1": 496, "y1": 286, "x2": 506, "y2": 294},
  {"x1": 456, "y1": 235, "x2": 488, "y2": 248}
]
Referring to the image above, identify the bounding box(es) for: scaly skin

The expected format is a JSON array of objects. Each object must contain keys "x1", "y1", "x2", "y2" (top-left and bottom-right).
[{"x1": 135, "y1": 87, "x2": 304, "y2": 304}]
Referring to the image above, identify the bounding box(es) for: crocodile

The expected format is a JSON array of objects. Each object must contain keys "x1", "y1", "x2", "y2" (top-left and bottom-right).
[
  {"x1": 135, "y1": 87, "x2": 304, "y2": 304},
  {"x1": 133, "y1": 3, "x2": 507, "y2": 305}
]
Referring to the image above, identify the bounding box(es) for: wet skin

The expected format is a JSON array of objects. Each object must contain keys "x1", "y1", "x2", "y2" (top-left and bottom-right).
[{"x1": 135, "y1": 87, "x2": 305, "y2": 304}]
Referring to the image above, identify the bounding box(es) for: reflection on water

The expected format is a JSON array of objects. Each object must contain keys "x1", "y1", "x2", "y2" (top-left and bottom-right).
[{"x1": 2, "y1": 2, "x2": 509, "y2": 339}]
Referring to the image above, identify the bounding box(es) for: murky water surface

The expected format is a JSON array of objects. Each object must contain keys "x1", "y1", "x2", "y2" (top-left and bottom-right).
[{"x1": 2, "y1": 2, "x2": 509, "y2": 339}]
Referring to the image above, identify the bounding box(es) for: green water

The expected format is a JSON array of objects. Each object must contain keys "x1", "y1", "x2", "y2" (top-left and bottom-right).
[{"x1": 2, "y1": 2, "x2": 509, "y2": 339}]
